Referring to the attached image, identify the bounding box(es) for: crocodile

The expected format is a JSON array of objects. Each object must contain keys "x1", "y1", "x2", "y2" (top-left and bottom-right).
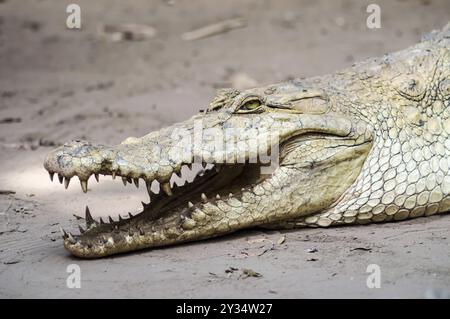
[{"x1": 44, "y1": 23, "x2": 450, "y2": 258}]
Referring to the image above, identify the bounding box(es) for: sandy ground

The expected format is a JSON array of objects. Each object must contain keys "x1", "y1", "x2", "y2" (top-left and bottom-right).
[{"x1": 0, "y1": 0, "x2": 450, "y2": 298}]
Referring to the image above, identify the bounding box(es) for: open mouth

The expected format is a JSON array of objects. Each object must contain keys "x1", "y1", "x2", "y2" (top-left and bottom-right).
[
  {"x1": 45, "y1": 113, "x2": 372, "y2": 258},
  {"x1": 53, "y1": 157, "x2": 269, "y2": 257}
]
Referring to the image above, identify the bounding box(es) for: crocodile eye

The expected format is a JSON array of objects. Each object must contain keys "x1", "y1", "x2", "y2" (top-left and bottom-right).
[{"x1": 236, "y1": 98, "x2": 263, "y2": 113}]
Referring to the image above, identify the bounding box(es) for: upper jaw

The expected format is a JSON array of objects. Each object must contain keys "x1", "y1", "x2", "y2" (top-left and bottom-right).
[
  {"x1": 43, "y1": 109, "x2": 358, "y2": 191},
  {"x1": 43, "y1": 111, "x2": 282, "y2": 195}
]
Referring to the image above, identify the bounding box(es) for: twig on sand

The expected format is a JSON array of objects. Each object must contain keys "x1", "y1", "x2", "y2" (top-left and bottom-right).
[{"x1": 182, "y1": 17, "x2": 246, "y2": 41}]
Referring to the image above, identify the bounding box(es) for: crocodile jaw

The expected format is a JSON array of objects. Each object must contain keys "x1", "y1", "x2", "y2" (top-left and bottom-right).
[{"x1": 45, "y1": 110, "x2": 372, "y2": 258}]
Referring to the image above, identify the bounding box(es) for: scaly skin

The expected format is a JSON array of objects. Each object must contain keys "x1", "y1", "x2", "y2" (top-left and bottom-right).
[{"x1": 44, "y1": 23, "x2": 450, "y2": 258}]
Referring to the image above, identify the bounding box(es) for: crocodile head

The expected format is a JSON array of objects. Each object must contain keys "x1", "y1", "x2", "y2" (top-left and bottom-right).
[{"x1": 44, "y1": 24, "x2": 450, "y2": 258}]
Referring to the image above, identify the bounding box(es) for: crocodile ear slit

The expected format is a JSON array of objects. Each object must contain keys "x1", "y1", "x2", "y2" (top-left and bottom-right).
[{"x1": 290, "y1": 97, "x2": 329, "y2": 114}]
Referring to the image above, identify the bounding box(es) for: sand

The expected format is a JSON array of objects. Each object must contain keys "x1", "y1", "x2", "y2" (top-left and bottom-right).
[{"x1": 0, "y1": 0, "x2": 449, "y2": 298}]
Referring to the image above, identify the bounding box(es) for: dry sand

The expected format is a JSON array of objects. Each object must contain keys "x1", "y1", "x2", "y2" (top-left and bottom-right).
[{"x1": 0, "y1": 0, "x2": 449, "y2": 298}]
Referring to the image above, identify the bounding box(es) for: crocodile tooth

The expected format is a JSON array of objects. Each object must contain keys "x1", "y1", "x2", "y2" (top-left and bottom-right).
[
  {"x1": 216, "y1": 194, "x2": 221, "y2": 200},
  {"x1": 80, "y1": 179, "x2": 88, "y2": 193},
  {"x1": 64, "y1": 177, "x2": 71, "y2": 189},
  {"x1": 49, "y1": 172, "x2": 54, "y2": 182},
  {"x1": 201, "y1": 193, "x2": 208, "y2": 203},
  {"x1": 111, "y1": 171, "x2": 116, "y2": 179},
  {"x1": 122, "y1": 177, "x2": 128, "y2": 186},
  {"x1": 161, "y1": 182, "x2": 172, "y2": 196},
  {"x1": 108, "y1": 216, "x2": 114, "y2": 223},
  {"x1": 139, "y1": 228, "x2": 145, "y2": 235},
  {"x1": 67, "y1": 233, "x2": 76, "y2": 244},
  {"x1": 78, "y1": 225, "x2": 85, "y2": 234},
  {"x1": 177, "y1": 179, "x2": 186, "y2": 187},
  {"x1": 153, "y1": 181, "x2": 161, "y2": 193},
  {"x1": 94, "y1": 173, "x2": 99, "y2": 182},
  {"x1": 60, "y1": 227, "x2": 68, "y2": 239},
  {"x1": 58, "y1": 174, "x2": 63, "y2": 184},
  {"x1": 188, "y1": 201, "x2": 194, "y2": 208},
  {"x1": 228, "y1": 193, "x2": 233, "y2": 198},
  {"x1": 85, "y1": 206, "x2": 95, "y2": 227},
  {"x1": 133, "y1": 178, "x2": 139, "y2": 188}
]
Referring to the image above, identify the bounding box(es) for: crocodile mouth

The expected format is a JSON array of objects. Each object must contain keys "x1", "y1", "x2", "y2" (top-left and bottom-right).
[
  {"x1": 47, "y1": 120, "x2": 372, "y2": 258},
  {"x1": 56, "y1": 159, "x2": 269, "y2": 257}
]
